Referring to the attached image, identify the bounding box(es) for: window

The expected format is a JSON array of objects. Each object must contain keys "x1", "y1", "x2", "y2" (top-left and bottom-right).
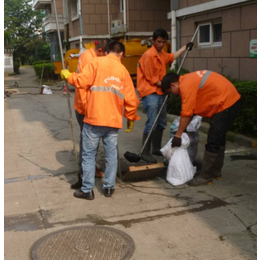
[
  {"x1": 71, "y1": 0, "x2": 79, "y2": 21},
  {"x1": 198, "y1": 22, "x2": 222, "y2": 47}
]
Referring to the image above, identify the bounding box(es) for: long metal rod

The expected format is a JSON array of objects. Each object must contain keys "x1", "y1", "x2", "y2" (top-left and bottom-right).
[
  {"x1": 139, "y1": 25, "x2": 200, "y2": 155},
  {"x1": 39, "y1": 60, "x2": 45, "y2": 92},
  {"x1": 52, "y1": 0, "x2": 79, "y2": 170}
]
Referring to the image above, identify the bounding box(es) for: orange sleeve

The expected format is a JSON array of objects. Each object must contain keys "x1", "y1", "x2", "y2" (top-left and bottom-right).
[
  {"x1": 123, "y1": 72, "x2": 141, "y2": 121},
  {"x1": 68, "y1": 60, "x2": 97, "y2": 89}
]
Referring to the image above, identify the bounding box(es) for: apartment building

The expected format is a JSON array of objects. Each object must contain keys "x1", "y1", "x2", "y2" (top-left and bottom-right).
[
  {"x1": 170, "y1": 0, "x2": 257, "y2": 81},
  {"x1": 33, "y1": 0, "x2": 257, "y2": 81}
]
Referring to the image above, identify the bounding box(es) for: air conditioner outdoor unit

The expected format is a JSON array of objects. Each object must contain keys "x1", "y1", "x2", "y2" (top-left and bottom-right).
[
  {"x1": 110, "y1": 20, "x2": 128, "y2": 35},
  {"x1": 111, "y1": 20, "x2": 122, "y2": 28}
]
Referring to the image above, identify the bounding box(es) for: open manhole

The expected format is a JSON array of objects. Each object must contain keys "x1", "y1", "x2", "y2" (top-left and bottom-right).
[{"x1": 29, "y1": 225, "x2": 135, "y2": 260}]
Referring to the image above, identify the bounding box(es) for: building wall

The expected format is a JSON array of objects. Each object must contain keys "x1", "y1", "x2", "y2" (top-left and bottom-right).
[
  {"x1": 178, "y1": 1, "x2": 257, "y2": 81},
  {"x1": 180, "y1": 0, "x2": 215, "y2": 9},
  {"x1": 68, "y1": 0, "x2": 171, "y2": 48},
  {"x1": 128, "y1": 0, "x2": 170, "y2": 32}
]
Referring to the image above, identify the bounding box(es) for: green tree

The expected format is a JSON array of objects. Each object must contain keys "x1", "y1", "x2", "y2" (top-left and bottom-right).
[
  {"x1": 4, "y1": 0, "x2": 43, "y2": 64},
  {"x1": 24, "y1": 38, "x2": 50, "y2": 64},
  {"x1": 4, "y1": 31, "x2": 12, "y2": 47}
]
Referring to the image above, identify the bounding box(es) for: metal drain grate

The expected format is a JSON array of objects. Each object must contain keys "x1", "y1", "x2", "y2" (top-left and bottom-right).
[{"x1": 30, "y1": 226, "x2": 135, "y2": 260}]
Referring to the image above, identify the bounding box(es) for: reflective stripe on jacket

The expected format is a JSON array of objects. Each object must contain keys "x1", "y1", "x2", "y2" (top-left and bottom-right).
[
  {"x1": 74, "y1": 48, "x2": 97, "y2": 114},
  {"x1": 179, "y1": 71, "x2": 241, "y2": 118},
  {"x1": 68, "y1": 54, "x2": 140, "y2": 129},
  {"x1": 137, "y1": 45, "x2": 174, "y2": 98}
]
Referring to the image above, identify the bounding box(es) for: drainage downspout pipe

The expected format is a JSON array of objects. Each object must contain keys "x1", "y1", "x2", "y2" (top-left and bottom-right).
[
  {"x1": 107, "y1": 0, "x2": 110, "y2": 35},
  {"x1": 78, "y1": 0, "x2": 83, "y2": 49},
  {"x1": 123, "y1": 0, "x2": 126, "y2": 42},
  {"x1": 170, "y1": 10, "x2": 177, "y2": 70}
]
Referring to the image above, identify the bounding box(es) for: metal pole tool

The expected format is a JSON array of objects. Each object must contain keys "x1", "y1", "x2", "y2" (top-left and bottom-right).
[
  {"x1": 124, "y1": 25, "x2": 200, "y2": 163},
  {"x1": 52, "y1": 0, "x2": 79, "y2": 171}
]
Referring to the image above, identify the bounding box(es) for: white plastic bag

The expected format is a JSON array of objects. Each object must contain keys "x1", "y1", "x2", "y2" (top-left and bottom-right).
[
  {"x1": 186, "y1": 116, "x2": 202, "y2": 132},
  {"x1": 42, "y1": 85, "x2": 52, "y2": 95},
  {"x1": 170, "y1": 115, "x2": 202, "y2": 135},
  {"x1": 161, "y1": 133, "x2": 196, "y2": 186}
]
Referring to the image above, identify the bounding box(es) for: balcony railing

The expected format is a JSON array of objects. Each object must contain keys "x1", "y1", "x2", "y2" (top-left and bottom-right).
[
  {"x1": 42, "y1": 14, "x2": 64, "y2": 33},
  {"x1": 33, "y1": 0, "x2": 51, "y2": 10}
]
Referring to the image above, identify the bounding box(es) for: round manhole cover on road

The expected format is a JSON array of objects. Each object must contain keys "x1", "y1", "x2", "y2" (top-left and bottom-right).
[{"x1": 29, "y1": 225, "x2": 135, "y2": 260}]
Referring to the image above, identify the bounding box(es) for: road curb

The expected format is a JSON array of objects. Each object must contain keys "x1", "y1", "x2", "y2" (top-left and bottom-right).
[{"x1": 138, "y1": 105, "x2": 257, "y2": 149}]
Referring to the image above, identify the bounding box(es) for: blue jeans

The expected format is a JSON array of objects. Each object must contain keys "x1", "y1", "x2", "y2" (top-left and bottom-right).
[
  {"x1": 142, "y1": 93, "x2": 167, "y2": 134},
  {"x1": 81, "y1": 123, "x2": 118, "y2": 193}
]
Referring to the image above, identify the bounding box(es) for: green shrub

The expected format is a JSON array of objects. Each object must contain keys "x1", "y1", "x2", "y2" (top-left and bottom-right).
[
  {"x1": 34, "y1": 63, "x2": 58, "y2": 80},
  {"x1": 13, "y1": 61, "x2": 20, "y2": 74},
  {"x1": 167, "y1": 64, "x2": 190, "y2": 76},
  {"x1": 33, "y1": 60, "x2": 51, "y2": 66},
  {"x1": 231, "y1": 81, "x2": 257, "y2": 137}
]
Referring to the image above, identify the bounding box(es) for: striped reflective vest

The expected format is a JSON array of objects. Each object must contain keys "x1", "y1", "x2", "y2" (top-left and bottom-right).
[
  {"x1": 179, "y1": 71, "x2": 241, "y2": 118},
  {"x1": 68, "y1": 54, "x2": 140, "y2": 129}
]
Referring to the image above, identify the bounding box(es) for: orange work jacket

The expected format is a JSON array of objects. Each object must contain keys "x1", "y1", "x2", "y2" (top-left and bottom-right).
[
  {"x1": 74, "y1": 48, "x2": 97, "y2": 114},
  {"x1": 179, "y1": 71, "x2": 241, "y2": 118},
  {"x1": 68, "y1": 54, "x2": 140, "y2": 129},
  {"x1": 137, "y1": 45, "x2": 174, "y2": 98}
]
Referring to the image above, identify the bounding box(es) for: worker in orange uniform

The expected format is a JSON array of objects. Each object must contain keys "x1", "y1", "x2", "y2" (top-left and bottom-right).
[
  {"x1": 137, "y1": 28, "x2": 193, "y2": 164},
  {"x1": 161, "y1": 71, "x2": 241, "y2": 186},
  {"x1": 72, "y1": 39, "x2": 111, "y2": 190},
  {"x1": 61, "y1": 41, "x2": 140, "y2": 200}
]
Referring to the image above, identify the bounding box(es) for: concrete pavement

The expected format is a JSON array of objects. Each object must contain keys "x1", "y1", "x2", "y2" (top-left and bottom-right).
[{"x1": 4, "y1": 67, "x2": 257, "y2": 259}]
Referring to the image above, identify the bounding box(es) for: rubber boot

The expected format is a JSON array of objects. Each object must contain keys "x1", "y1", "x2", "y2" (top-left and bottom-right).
[
  {"x1": 212, "y1": 147, "x2": 225, "y2": 180},
  {"x1": 70, "y1": 170, "x2": 82, "y2": 189},
  {"x1": 188, "y1": 150, "x2": 219, "y2": 186},
  {"x1": 141, "y1": 133, "x2": 157, "y2": 164},
  {"x1": 152, "y1": 129, "x2": 163, "y2": 156}
]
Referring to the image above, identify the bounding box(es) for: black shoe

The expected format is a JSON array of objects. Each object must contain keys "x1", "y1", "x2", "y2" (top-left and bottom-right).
[
  {"x1": 74, "y1": 189, "x2": 94, "y2": 200},
  {"x1": 104, "y1": 188, "x2": 114, "y2": 197},
  {"x1": 70, "y1": 179, "x2": 82, "y2": 189}
]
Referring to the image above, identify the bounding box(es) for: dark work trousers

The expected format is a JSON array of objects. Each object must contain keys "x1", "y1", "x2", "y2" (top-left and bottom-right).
[
  {"x1": 75, "y1": 110, "x2": 85, "y2": 171},
  {"x1": 206, "y1": 98, "x2": 241, "y2": 154}
]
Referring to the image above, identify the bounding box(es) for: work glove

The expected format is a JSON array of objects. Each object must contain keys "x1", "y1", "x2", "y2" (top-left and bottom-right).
[
  {"x1": 171, "y1": 136, "x2": 182, "y2": 148},
  {"x1": 186, "y1": 42, "x2": 194, "y2": 51},
  {"x1": 60, "y1": 69, "x2": 71, "y2": 80},
  {"x1": 125, "y1": 120, "x2": 134, "y2": 133}
]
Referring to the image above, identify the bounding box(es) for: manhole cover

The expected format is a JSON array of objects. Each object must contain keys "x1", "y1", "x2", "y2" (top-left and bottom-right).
[{"x1": 29, "y1": 225, "x2": 135, "y2": 260}]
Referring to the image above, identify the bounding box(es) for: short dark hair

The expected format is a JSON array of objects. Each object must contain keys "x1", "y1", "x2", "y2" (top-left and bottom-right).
[
  {"x1": 95, "y1": 38, "x2": 112, "y2": 52},
  {"x1": 108, "y1": 41, "x2": 125, "y2": 55},
  {"x1": 153, "y1": 29, "x2": 168, "y2": 40},
  {"x1": 161, "y1": 73, "x2": 180, "y2": 93}
]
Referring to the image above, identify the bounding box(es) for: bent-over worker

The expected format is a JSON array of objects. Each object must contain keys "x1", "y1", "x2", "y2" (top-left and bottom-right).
[{"x1": 161, "y1": 71, "x2": 241, "y2": 186}]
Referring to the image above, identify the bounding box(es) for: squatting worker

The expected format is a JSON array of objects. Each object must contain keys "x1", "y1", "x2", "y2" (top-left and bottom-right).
[
  {"x1": 60, "y1": 41, "x2": 140, "y2": 200},
  {"x1": 137, "y1": 28, "x2": 194, "y2": 164},
  {"x1": 71, "y1": 39, "x2": 111, "y2": 190},
  {"x1": 161, "y1": 71, "x2": 241, "y2": 186}
]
